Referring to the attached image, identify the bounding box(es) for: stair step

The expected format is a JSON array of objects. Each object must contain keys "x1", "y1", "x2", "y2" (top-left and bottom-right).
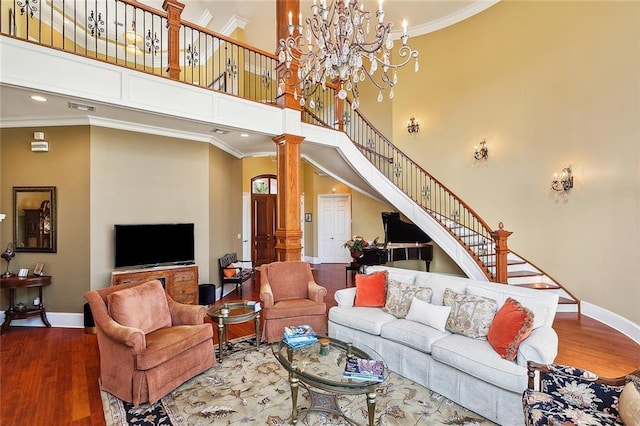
[
  {"x1": 513, "y1": 282, "x2": 560, "y2": 290},
  {"x1": 508, "y1": 270, "x2": 544, "y2": 278},
  {"x1": 558, "y1": 296, "x2": 578, "y2": 305},
  {"x1": 485, "y1": 259, "x2": 525, "y2": 267}
]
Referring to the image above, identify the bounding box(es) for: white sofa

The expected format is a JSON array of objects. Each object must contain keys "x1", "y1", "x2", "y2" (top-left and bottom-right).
[{"x1": 328, "y1": 265, "x2": 559, "y2": 425}]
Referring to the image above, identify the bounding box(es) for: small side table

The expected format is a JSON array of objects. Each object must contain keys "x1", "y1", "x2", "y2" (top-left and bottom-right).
[
  {"x1": 207, "y1": 300, "x2": 260, "y2": 362},
  {"x1": 1, "y1": 275, "x2": 52, "y2": 334}
]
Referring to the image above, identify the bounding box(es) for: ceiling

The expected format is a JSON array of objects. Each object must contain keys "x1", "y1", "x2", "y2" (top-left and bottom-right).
[
  {"x1": 0, "y1": 0, "x2": 496, "y2": 197},
  {"x1": 142, "y1": 0, "x2": 492, "y2": 53}
]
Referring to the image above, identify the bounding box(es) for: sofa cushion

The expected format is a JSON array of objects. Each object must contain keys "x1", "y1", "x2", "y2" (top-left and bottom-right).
[
  {"x1": 329, "y1": 306, "x2": 396, "y2": 335},
  {"x1": 406, "y1": 297, "x2": 451, "y2": 333},
  {"x1": 487, "y1": 297, "x2": 534, "y2": 361},
  {"x1": 431, "y1": 333, "x2": 527, "y2": 393},
  {"x1": 382, "y1": 279, "x2": 433, "y2": 318},
  {"x1": 466, "y1": 283, "x2": 556, "y2": 330},
  {"x1": 262, "y1": 298, "x2": 326, "y2": 320},
  {"x1": 107, "y1": 280, "x2": 172, "y2": 334},
  {"x1": 443, "y1": 288, "x2": 498, "y2": 339},
  {"x1": 523, "y1": 389, "x2": 623, "y2": 426},
  {"x1": 414, "y1": 272, "x2": 471, "y2": 306},
  {"x1": 365, "y1": 265, "x2": 417, "y2": 285},
  {"x1": 136, "y1": 323, "x2": 213, "y2": 370},
  {"x1": 354, "y1": 271, "x2": 387, "y2": 307},
  {"x1": 380, "y1": 318, "x2": 450, "y2": 353}
]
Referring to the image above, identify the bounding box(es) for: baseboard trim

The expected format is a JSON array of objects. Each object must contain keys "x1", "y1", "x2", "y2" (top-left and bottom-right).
[
  {"x1": 581, "y1": 301, "x2": 640, "y2": 345},
  {"x1": 0, "y1": 312, "x2": 84, "y2": 329}
]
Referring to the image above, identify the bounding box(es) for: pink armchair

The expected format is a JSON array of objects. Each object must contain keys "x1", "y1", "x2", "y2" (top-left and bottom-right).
[
  {"x1": 84, "y1": 280, "x2": 215, "y2": 406},
  {"x1": 259, "y1": 261, "x2": 328, "y2": 343}
]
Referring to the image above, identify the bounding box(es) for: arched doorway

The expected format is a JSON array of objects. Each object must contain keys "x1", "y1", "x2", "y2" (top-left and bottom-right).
[{"x1": 251, "y1": 174, "x2": 277, "y2": 266}]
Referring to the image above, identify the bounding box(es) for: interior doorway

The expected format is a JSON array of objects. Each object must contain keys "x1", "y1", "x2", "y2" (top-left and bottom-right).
[
  {"x1": 317, "y1": 194, "x2": 351, "y2": 263},
  {"x1": 251, "y1": 175, "x2": 277, "y2": 267}
]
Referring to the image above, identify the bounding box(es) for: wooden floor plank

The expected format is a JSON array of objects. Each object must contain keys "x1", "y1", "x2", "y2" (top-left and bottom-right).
[{"x1": 1, "y1": 263, "x2": 638, "y2": 425}]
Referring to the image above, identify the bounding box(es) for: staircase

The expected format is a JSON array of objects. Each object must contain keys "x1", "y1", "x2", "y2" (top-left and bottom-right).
[{"x1": 304, "y1": 102, "x2": 580, "y2": 314}]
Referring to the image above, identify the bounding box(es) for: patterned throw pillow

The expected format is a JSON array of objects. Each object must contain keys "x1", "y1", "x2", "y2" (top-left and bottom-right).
[
  {"x1": 443, "y1": 288, "x2": 498, "y2": 339},
  {"x1": 382, "y1": 280, "x2": 433, "y2": 318}
]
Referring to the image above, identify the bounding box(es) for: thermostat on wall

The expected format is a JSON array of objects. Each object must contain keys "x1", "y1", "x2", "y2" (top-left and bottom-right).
[{"x1": 31, "y1": 141, "x2": 49, "y2": 152}]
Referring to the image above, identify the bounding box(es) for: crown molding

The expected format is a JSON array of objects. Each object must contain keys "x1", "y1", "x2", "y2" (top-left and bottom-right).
[
  {"x1": 220, "y1": 15, "x2": 249, "y2": 37},
  {"x1": 392, "y1": 0, "x2": 500, "y2": 39}
]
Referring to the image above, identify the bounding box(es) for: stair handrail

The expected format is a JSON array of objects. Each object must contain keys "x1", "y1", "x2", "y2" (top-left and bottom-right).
[{"x1": 303, "y1": 97, "x2": 499, "y2": 280}]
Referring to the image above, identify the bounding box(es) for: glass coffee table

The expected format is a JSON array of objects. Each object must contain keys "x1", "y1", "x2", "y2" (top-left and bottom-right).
[
  {"x1": 272, "y1": 336, "x2": 388, "y2": 426},
  {"x1": 207, "y1": 300, "x2": 260, "y2": 362}
]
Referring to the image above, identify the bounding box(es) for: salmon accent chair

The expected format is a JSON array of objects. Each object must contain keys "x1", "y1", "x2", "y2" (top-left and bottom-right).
[
  {"x1": 259, "y1": 261, "x2": 328, "y2": 343},
  {"x1": 84, "y1": 280, "x2": 215, "y2": 406}
]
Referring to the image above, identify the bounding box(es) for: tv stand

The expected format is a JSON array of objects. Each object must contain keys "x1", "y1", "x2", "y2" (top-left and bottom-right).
[{"x1": 111, "y1": 264, "x2": 198, "y2": 304}]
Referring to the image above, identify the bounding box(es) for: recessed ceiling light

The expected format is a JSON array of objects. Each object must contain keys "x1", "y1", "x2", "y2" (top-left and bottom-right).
[
  {"x1": 212, "y1": 128, "x2": 228, "y2": 134},
  {"x1": 30, "y1": 95, "x2": 47, "y2": 102},
  {"x1": 68, "y1": 102, "x2": 95, "y2": 111},
  {"x1": 240, "y1": 133, "x2": 249, "y2": 138}
]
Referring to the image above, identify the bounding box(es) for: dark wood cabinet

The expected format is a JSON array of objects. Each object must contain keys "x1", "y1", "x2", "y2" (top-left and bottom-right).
[
  {"x1": 23, "y1": 208, "x2": 50, "y2": 248},
  {"x1": 110, "y1": 264, "x2": 198, "y2": 304}
]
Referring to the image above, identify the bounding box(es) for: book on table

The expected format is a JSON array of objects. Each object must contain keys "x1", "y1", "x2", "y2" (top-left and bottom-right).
[
  {"x1": 342, "y1": 357, "x2": 385, "y2": 382},
  {"x1": 284, "y1": 324, "x2": 318, "y2": 348}
]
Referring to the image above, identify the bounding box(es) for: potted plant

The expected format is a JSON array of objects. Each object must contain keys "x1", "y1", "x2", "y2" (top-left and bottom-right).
[{"x1": 343, "y1": 236, "x2": 369, "y2": 259}]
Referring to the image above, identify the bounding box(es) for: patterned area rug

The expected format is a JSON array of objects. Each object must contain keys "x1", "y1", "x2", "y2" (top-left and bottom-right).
[{"x1": 101, "y1": 339, "x2": 494, "y2": 425}]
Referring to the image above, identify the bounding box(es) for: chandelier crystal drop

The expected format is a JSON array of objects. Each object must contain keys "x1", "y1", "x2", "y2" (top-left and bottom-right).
[{"x1": 277, "y1": 0, "x2": 419, "y2": 109}]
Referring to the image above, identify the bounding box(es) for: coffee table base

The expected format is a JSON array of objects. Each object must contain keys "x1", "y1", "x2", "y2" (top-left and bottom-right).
[{"x1": 291, "y1": 381, "x2": 375, "y2": 426}]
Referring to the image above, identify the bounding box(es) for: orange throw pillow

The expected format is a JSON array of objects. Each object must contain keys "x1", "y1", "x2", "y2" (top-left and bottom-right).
[
  {"x1": 223, "y1": 263, "x2": 237, "y2": 278},
  {"x1": 487, "y1": 297, "x2": 534, "y2": 361},
  {"x1": 354, "y1": 271, "x2": 388, "y2": 307}
]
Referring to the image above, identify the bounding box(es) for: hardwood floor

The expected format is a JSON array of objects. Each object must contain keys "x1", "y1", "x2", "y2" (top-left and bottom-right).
[{"x1": 1, "y1": 263, "x2": 638, "y2": 425}]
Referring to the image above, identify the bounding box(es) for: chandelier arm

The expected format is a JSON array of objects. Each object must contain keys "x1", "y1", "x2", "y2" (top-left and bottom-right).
[{"x1": 369, "y1": 46, "x2": 419, "y2": 69}]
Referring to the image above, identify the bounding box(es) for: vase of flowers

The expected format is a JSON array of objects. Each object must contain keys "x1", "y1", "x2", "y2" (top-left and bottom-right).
[{"x1": 343, "y1": 236, "x2": 369, "y2": 259}]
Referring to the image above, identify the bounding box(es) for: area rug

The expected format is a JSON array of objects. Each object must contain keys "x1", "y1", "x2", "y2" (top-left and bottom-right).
[{"x1": 101, "y1": 339, "x2": 495, "y2": 425}]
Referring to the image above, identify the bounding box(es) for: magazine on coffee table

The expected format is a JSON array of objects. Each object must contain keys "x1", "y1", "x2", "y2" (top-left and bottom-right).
[
  {"x1": 342, "y1": 357, "x2": 384, "y2": 382},
  {"x1": 284, "y1": 324, "x2": 318, "y2": 348}
]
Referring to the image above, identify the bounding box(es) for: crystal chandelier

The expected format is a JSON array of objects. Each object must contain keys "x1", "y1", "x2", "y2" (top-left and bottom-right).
[{"x1": 277, "y1": 0, "x2": 419, "y2": 110}]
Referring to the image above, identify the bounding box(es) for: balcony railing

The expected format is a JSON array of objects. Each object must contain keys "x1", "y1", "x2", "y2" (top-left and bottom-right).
[{"x1": 0, "y1": 0, "x2": 278, "y2": 102}]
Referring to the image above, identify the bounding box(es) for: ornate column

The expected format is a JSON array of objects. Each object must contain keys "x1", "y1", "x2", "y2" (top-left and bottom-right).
[
  {"x1": 272, "y1": 134, "x2": 305, "y2": 261},
  {"x1": 162, "y1": 0, "x2": 185, "y2": 80},
  {"x1": 490, "y1": 222, "x2": 512, "y2": 284}
]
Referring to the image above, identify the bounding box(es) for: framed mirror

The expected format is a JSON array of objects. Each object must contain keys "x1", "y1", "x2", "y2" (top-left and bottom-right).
[{"x1": 13, "y1": 186, "x2": 57, "y2": 253}]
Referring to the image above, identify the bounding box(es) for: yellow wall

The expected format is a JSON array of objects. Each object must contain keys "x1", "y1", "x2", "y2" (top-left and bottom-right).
[
  {"x1": 1, "y1": 126, "x2": 90, "y2": 312},
  {"x1": 389, "y1": 0, "x2": 639, "y2": 322}
]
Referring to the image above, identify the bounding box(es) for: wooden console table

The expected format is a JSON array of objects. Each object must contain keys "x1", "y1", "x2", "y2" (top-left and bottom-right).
[
  {"x1": 111, "y1": 264, "x2": 199, "y2": 304},
  {"x1": 1, "y1": 275, "x2": 52, "y2": 334}
]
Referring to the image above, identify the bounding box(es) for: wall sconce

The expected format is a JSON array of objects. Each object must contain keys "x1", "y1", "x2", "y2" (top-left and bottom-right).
[
  {"x1": 473, "y1": 139, "x2": 488, "y2": 160},
  {"x1": 407, "y1": 117, "x2": 420, "y2": 134},
  {"x1": 551, "y1": 166, "x2": 573, "y2": 192}
]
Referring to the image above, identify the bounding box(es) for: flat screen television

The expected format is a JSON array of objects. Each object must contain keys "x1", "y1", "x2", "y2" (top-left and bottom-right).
[{"x1": 114, "y1": 223, "x2": 195, "y2": 268}]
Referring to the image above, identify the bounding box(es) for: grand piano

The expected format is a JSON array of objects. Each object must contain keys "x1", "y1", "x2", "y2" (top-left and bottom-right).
[{"x1": 356, "y1": 212, "x2": 433, "y2": 271}]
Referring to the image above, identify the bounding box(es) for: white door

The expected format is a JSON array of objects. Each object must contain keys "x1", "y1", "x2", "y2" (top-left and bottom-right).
[{"x1": 318, "y1": 194, "x2": 351, "y2": 263}]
